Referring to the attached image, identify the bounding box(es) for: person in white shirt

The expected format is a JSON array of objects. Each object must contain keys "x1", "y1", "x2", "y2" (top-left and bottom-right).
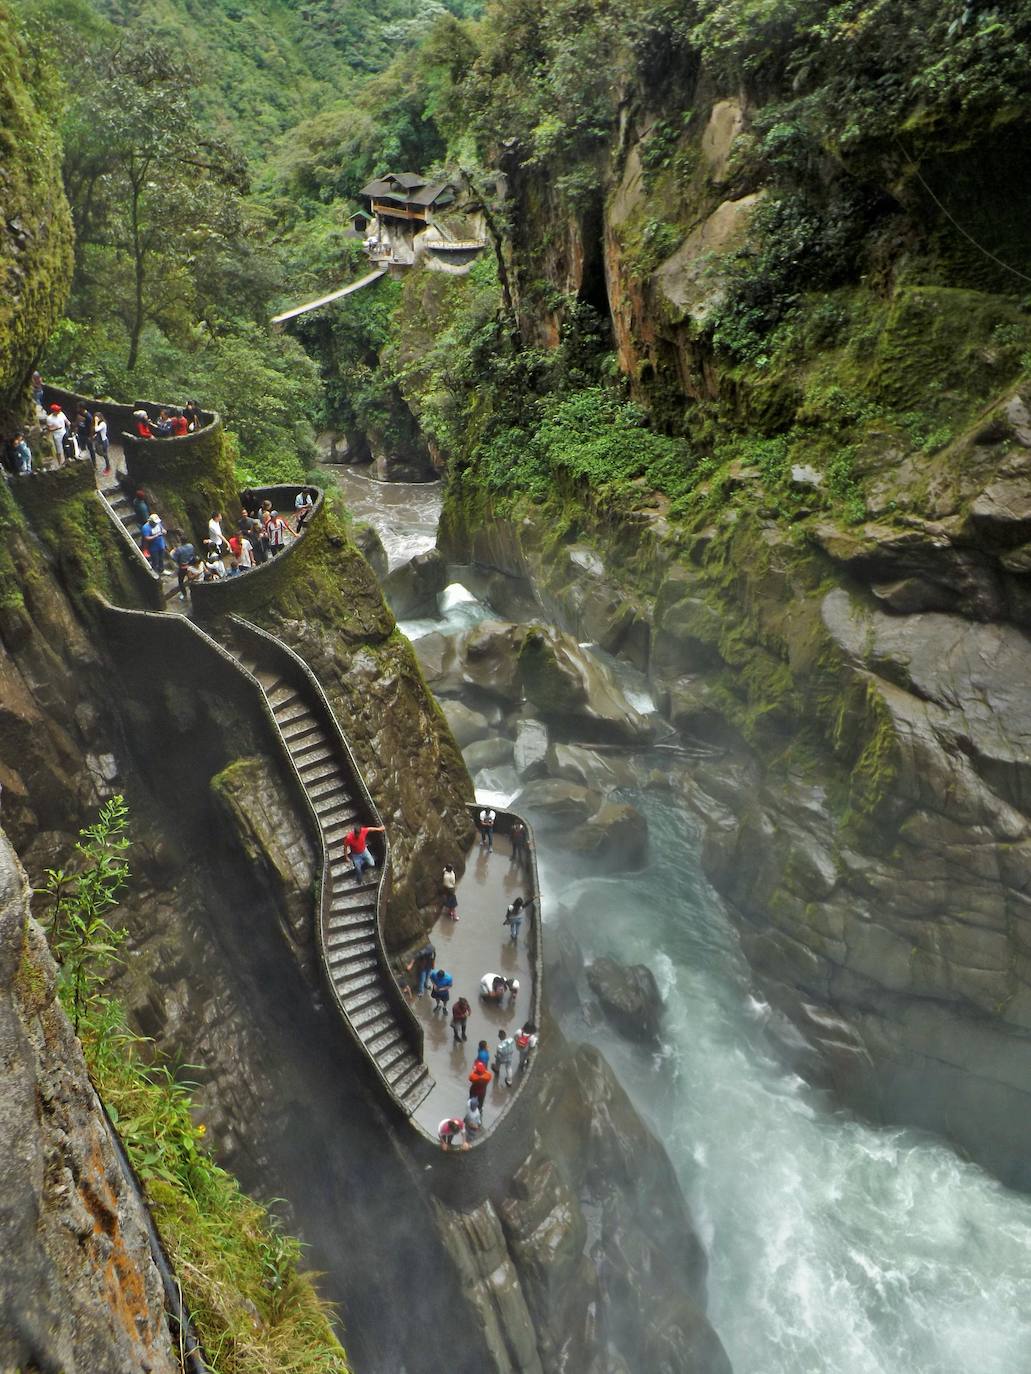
[
  {"x1": 205, "y1": 553, "x2": 225, "y2": 580},
  {"x1": 478, "y1": 807, "x2": 496, "y2": 852},
  {"x1": 206, "y1": 512, "x2": 226, "y2": 554},
  {"x1": 45, "y1": 405, "x2": 68, "y2": 465}
]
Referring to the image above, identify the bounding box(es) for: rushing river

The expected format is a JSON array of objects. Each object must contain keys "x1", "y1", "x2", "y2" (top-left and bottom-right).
[{"x1": 331, "y1": 464, "x2": 1031, "y2": 1374}]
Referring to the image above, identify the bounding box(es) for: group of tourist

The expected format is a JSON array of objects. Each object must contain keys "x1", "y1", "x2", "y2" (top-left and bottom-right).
[
  {"x1": 129, "y1": 488, "x2": 318, "y2": 597},
  {"x1": 408, "y1": 819, "x2": 540, "y2": 1151},
  {"x1": 131, "y1": 401, "x2": 203, "y2": 439},
  {"x1": 7, "y1": 374, "x2": 204, "y2": 477},
  {"x1": 5, "y1": 383, "x2": 114, "y2": 475}
]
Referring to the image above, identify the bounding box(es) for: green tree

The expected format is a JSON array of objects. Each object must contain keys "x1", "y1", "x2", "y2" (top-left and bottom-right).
[{"x1": 62, "y1": 41, "x2": 247, "y2": 370}]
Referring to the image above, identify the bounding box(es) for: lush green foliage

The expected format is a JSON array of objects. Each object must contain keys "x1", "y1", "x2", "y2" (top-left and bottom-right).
[{"x1": 38, "y1": 800, "x2": 349, "y2": 1374}]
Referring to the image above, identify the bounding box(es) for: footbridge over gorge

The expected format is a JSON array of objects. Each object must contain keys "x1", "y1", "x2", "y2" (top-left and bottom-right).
[{"x1": 13, "y1": 387, "x2": 544, "y2": 1191}]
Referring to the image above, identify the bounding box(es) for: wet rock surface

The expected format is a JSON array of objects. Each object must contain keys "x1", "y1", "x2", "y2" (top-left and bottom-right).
[
  {"x1": 439, "y1": 389, "x2": 1031, "y2": 1187},
  {"x1": 383, "y1": 546, "x2": 447, "y2": 617},
  {"x1": 0, "y1": 833, "x2": 177, "y2": 1374},
  {"x1": 586, "y1": 956, "x2": 664, "y2": 1041}
]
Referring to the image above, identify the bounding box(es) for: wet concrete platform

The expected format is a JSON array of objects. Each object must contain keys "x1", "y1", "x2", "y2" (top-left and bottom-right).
[{"x1": 411, "y1": 829, "x2": 537, "y2": 1137}]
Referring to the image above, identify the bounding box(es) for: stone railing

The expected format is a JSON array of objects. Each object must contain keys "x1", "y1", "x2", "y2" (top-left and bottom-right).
[
  {"x1": 41, "y1": 384, "x2": 215, "y2": 445},
  {"x1": 94, "y1": 486, "x2": 166, "y2": 611},
  {"x1": 189, "y1": 486, "x2": 325, "y2": 620}
]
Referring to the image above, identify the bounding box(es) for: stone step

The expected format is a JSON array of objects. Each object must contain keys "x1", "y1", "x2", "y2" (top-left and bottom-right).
[
  {"x1": 318, "y1": 804, "x2": 359, "y2": 832},
  {"x1": 297, "y1": 758, "x2": 341, "y2": 786},
  {"x1": 280, "y1": 715, "x2": 321, "y2": 743},
  {"x1": 376, "y1": 1039, "x2": 409, "y2": 1077},
  {"x1": 327, "y1": 949, "x2": 379, "y2": 976},
  {"x1": 325, "y1": 905, "x2": 376, "y2": 930},
  {"x1": 358, "y1": 1012, "x2": 395, "y2": 1045},
  {"x1": 309, "y1": 777, "x2": 350, "y2": 802},
  {"x1": 274, "y1": 700, "x2": 311, "y2": 728},
  {"x1": 325, "y1": 931, "x2": 377, "y2": 956},
  {"x1": 385, "y1": 1053, "x2": 421, "y2": 1090},
  {"x1": 289, "y1": 737, "x2": 331, "y2": 765},
  {"x1": 267, "y1": 684, "x2": 298, "y2": 709},
  {"x1": 366, "y1": 1024, "x2": 404, "y2": 1057},
  {"x1": 348, "y1": 994, "x2": 390, "y2": 1028},
  {"x1": 400, "y1": 1067, "x2": 433, "y2": 1113},
  {"x1": 336, "y1": 968, "x2": 381, "y2": 997},
  {"x1": 329, "y1": 861, "x2": 380, "y2": 885}
]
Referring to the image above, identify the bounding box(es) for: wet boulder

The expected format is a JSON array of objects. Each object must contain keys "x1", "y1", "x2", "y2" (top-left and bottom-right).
[
  {"x1": 462, "y1": 736, "x2": 515, "y2": 773},
  {"x1": 382, "y1": 547, "x2": 447, "y2": 618},
  {"x1": 586, "y1": 956, "x2": 663, "y2": 1042},
  {"x1": 441, "y1": 699, "x2": 491, "y2": 749},
  {"x1": 518, "y1": 626, "x2": 653, "y2": 744},
  {"x1": 566, "y1": 802, "x2": 649, "y2": 870},
  {"x1": 514, "y1": 779, "x2": 601, "y2": 829},
  {"x1": 514, "y1": 718, "x2": 550, "y2": 780},
  {"x1": 354, "y1": 522, "x2": 388, "y2": 581}
]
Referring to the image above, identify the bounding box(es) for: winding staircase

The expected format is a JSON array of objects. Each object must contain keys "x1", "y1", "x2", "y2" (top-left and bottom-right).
[{"x1": 34, "y1": 407, "x2": 436, "y2": 1116}]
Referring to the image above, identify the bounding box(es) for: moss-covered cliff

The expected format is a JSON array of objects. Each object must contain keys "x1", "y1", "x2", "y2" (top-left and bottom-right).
[{"x1": 0, "y1": 2, "x2": 73, "y2": 423}]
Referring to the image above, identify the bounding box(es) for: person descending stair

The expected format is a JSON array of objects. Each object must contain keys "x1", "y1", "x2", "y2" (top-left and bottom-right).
[{"x1": 344, "y1": 821, "x2": 385, "y2": 879}]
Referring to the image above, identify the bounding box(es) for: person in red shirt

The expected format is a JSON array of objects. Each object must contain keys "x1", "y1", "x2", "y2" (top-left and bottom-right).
[
  {"x1": 468, "y1": 1060, "x2": 492, "y2": 1108},
  {"x1": 344, "y1": 822, "x2": 385, "y2": 879},
  {"x1": 170, "y1": 410, "x2": 189, "y2": 436},
  {"x1": 132, "y1": 409, "x2": 153, "y2": 438}
]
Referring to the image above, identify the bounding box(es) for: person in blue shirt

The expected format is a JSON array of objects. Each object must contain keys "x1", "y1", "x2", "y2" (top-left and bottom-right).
[
  {"x1": 475, "y1": 1039, "x2": 491, "y2": 1067},
  {"x1": 11, "y1": 433, "x2": 31, "y2": 475},
  {"x1": 429, "y1": 967, "x2": 453, "y2": 1014},
  {"x1": 142, "y1": 514, "x2": 166, "y2": 575}
]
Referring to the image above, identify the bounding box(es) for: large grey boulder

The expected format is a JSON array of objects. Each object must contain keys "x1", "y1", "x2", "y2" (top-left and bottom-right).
[
  {"x1": 383, "y1": 547, "x2": 447, "y2": 618},
  {"x1": 514, "y1": 779, "x2": 601, "y2": 829},
  {"x1": 513, "y1": 718, "x2": 549, "y2": 780},
  {"x1": 566, "y1": 802, "x2": 649, "y2": 869},
  {"x1": 441, "y1": 699, "x2": 491, "y2": 749},
  {"x1": 462, "y1": 736, "x2": 515, "y2": 773},
  {"x1": 586, "y1": 956, "x2": 663, "y2": 1042}
]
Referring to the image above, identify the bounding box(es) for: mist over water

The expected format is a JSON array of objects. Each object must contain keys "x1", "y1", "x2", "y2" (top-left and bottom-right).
[
  {"x1": 543, "y1": 800, "x2": 1031, "y2": 1373},
  {"x1": 340, "y1": 463, "x2": 1031, "y2": 1373}
]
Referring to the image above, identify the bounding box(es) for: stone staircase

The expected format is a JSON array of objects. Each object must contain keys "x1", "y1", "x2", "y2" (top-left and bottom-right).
[
  {"x1": 103, "y1": 482, "x2": 181, "y2": 605},
  {"x1": 226, "y1": 621, "x2": 433, "y2": 1117}
]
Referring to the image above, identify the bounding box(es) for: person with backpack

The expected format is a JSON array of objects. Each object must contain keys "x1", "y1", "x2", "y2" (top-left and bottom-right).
[
  {"x1": 493, "y1": 1029, "x2": 516, "y2": 1086},
  {"x1": 451, "y1": 995, "x2": 471, "y2": 1043},
  {"x1": 515, "y1": 1023, "x2": 538, "y2": 1076},
  {"x1": 169, "y1": 536, "x2": 197, "y2": 600},
  {"x1": 479, "y1": 972, "x2": 513, "y2": 1005},
  {"x1": 464, "y1": 1099, "x2": 482, "y2": 1139},
  {"x1": 468, "y1": 1058, "x2": 492, "y2": 1108},
  {"x1": 406, "y1": 942, "x2": 436, "y2": 996},
  {"x1": 429, "y1": 967, "x2": 453, "y2": 1014},
  {"x1": 478, "y1": 807, "x2": 496, "y2": 852},
  {"x1": 502, "y1": 893, "x2": 536, "y2": 946}
]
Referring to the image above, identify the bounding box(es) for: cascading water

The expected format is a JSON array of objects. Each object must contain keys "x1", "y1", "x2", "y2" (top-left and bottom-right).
[{"x1": 333, "y1": 463, "x2": 1031, "y2": 1372}]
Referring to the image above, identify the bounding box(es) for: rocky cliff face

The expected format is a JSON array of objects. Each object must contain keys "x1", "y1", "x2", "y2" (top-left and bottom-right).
[
  {"x1": 440, "y1": 382, "x2": 1031, "y2": 1188},
  {"x1": 0, "y1": 829, "x2": 176, "y2": 1374}
]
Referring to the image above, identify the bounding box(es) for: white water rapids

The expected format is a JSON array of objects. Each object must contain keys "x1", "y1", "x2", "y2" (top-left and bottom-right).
[{"x1": 329, "y1": 463, "x2": 1031, "y2": 1373}]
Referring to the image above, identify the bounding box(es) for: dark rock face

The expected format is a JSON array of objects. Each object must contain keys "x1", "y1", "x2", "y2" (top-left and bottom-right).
[
  {"x1": 586, "y1": 956, "x2": 663, "y2": 1041},
  {"x1": 435, "y1": 1035, "x2": 731, "y2": 1374},
  {"x1": 0, "y1": 832, "x2": 177, "y2": 1374},
  {"x1": 383, "y1": 546, "x2": 447, "y2": 617}
]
